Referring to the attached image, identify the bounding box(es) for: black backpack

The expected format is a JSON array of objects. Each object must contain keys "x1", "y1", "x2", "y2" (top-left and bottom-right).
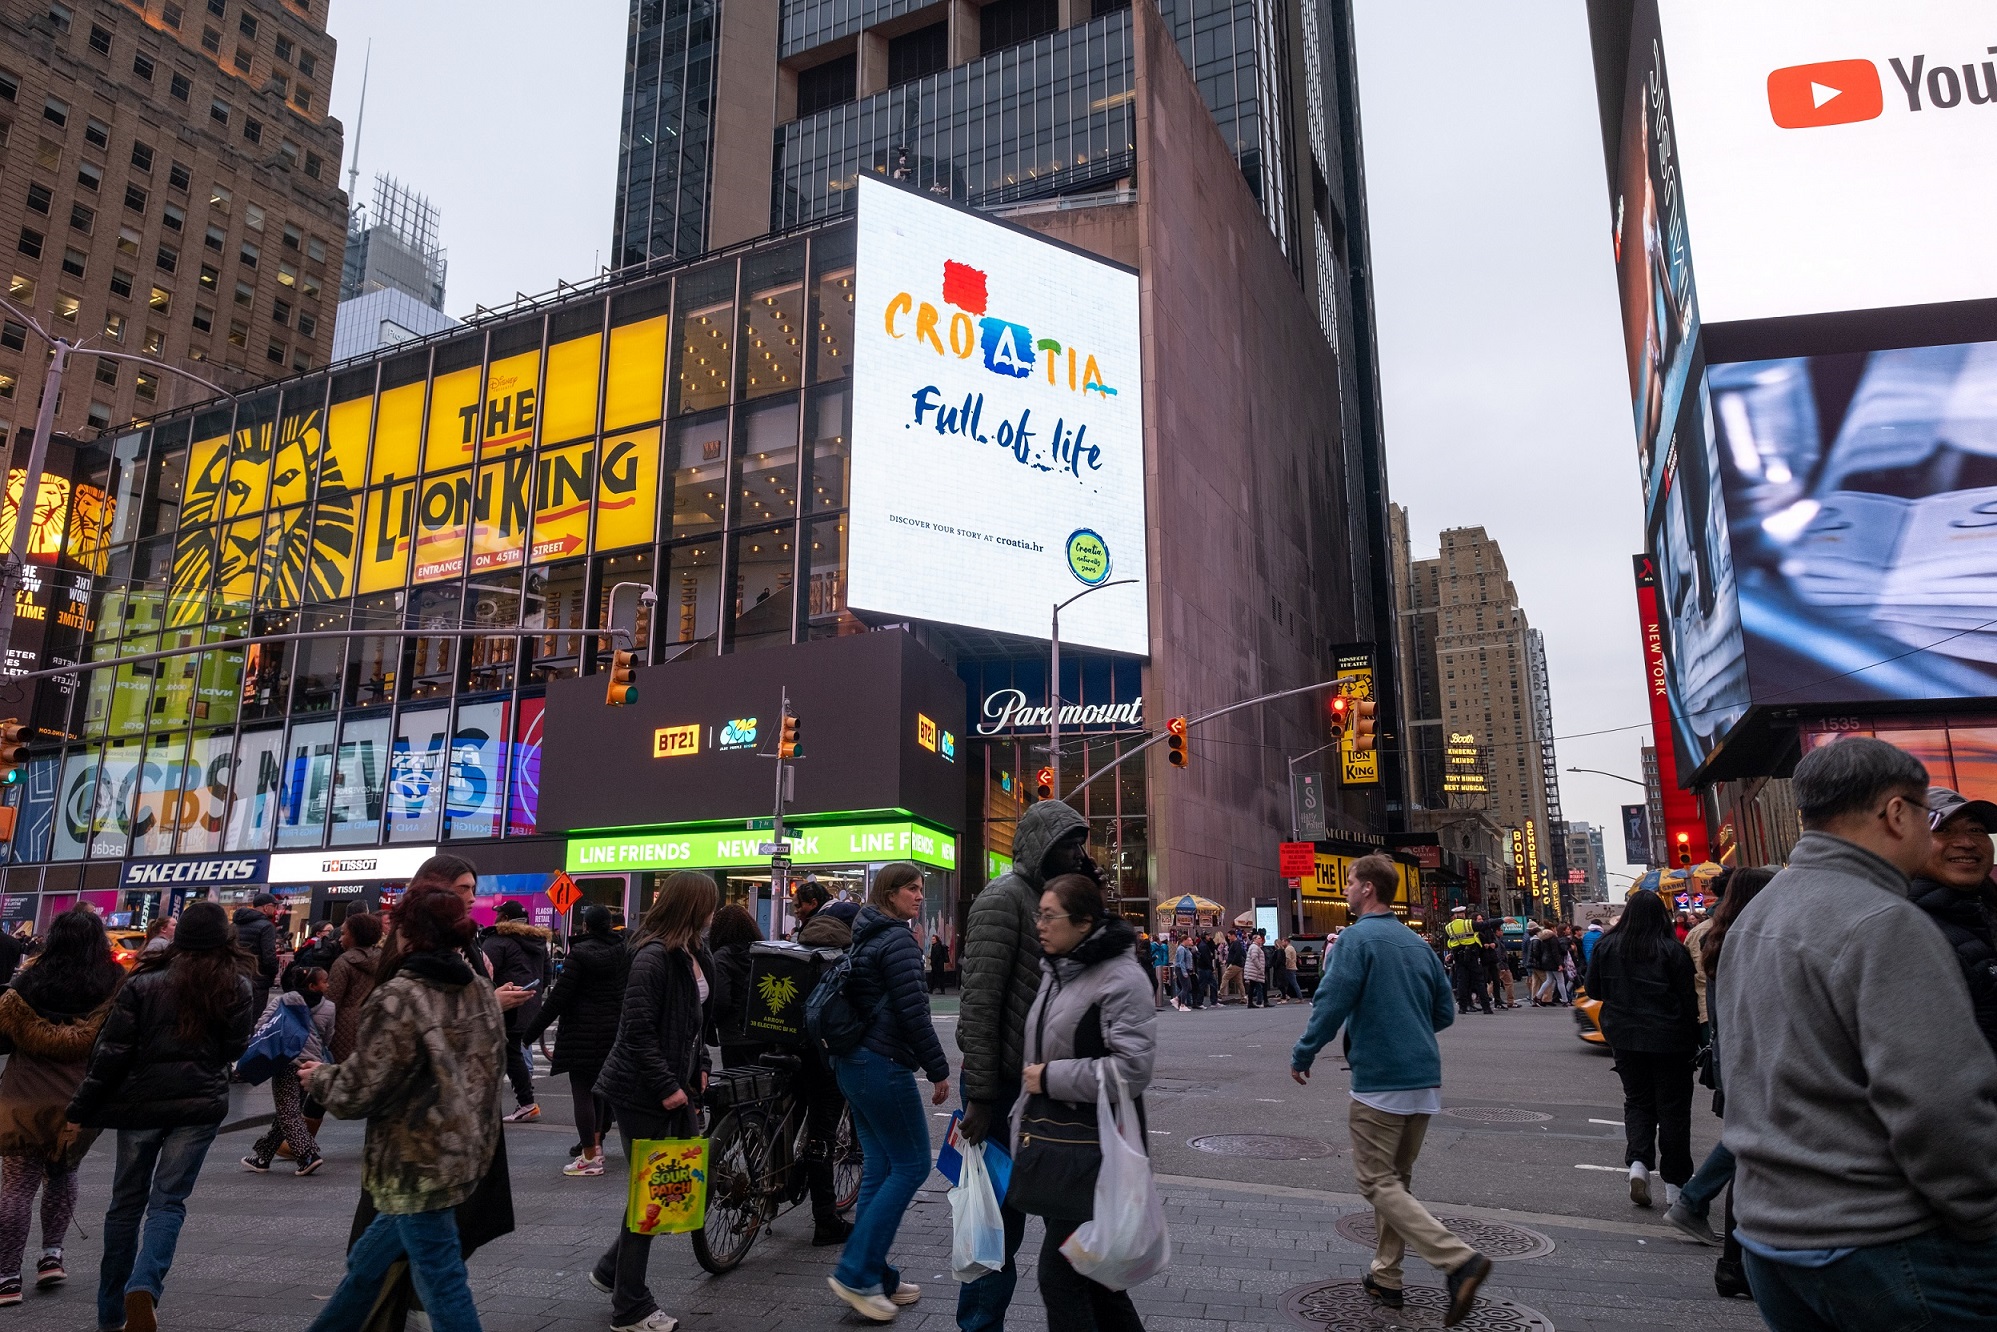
[{"x1": 804, "y1": 945, "x2": 879, "y2": 1058}]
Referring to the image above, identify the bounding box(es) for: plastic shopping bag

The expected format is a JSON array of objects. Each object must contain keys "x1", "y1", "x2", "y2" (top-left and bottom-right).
[
  {"x1": 625, "y1": 1138, "x2": 709, "y2": 1236},
  {"x1": 1059, "y1": 1060, "x2": 1171, "y2": 1291},
  {"x1": 949, "y1": 1137, "x2": 1007, "y2": 1283}
]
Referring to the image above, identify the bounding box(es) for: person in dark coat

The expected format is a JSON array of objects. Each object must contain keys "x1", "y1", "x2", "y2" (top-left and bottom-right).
[
  {"x1": 1586, "y1": 889, "x2": 1700, "y2": 1210},
  {"x1": 1910, "y1": 787, "x2": 1997, "y2": 1055},
  {"x1": 68, "y1": 900, "x2": 255, "y2": 1332},
  {"x1": 828, "y1": 863, "x2": 951, "y2": 1322},
  {"x1": 929, "y1": 933, "x2": 950, "y2": 995},
  {"x1": 232, "y1": 894, "x2": 280, "y2": 1014},
  {"x1": 524, "y1": 905, "x2": 630, "y2": 1178},
  {"x1": 797, "y1": 902, "x2": 857, "y2": 1245},
  {"x1": 591, "y1": 872, "x2": 715, "y2": 1332},
  {"x1": 707, "y1": 904, "x2": 765, "y2": 1069},
  {"x1": 293, "y1": 922, "x2": 341, "y2": 972},
  {"x1": 482, "y1": 900, "x2": 554, "y2": 1121}
]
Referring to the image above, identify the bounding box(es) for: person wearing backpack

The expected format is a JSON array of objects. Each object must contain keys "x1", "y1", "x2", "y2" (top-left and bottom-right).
[
  {"x1": 67, "y1": 900, "x2": 256, "y2": 1332},
  {"x1": 796, "y1": 898, "x2": 858, "y2": 1245},
  {"x1": 826, "y1": 862, "x2": 951, "y2": 1323},
  {"x1": 241, "y1": 964, "x2": 336, "y2": 1176},
  {"x1": 590, "y1": 871, "x2": 716, "y2": 1332}
]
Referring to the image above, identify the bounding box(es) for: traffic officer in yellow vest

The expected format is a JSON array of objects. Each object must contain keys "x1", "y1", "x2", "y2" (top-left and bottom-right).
[{"x1": 1443, "y1": 906, "x2": 1491, "y2": 1015}]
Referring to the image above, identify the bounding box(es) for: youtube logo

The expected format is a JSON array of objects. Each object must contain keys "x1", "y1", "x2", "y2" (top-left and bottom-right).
[{"x1": 1767, "y1": 59, "x2": 1884, "y2": 129}]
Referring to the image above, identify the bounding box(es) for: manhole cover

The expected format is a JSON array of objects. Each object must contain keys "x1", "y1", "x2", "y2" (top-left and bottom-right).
[
  {"x1": 1282, "y1": 1279, "x2": 1554, "y2": 1331},
  {"x1": 1441, "y1": 1106, "x2": 1554, "y2": 1124},
  {"x1": 1187, "y1": 1133, "x2": 1335, "y2": 1160},
  {"x1": 1333, "y1": 1213, "x2": 1555, "y2": 1261}
]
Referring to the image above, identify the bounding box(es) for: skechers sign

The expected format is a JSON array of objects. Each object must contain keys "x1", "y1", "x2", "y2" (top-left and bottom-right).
[
  {"x1": 566, "y1": 819, "x2": 957, "y2": 872},
  {"x1": 120, "y1": 855, "x2": 268, "y2": 888},
  {"x1": 848, "y1": 176, "x2": 1149, "y2": 657}
]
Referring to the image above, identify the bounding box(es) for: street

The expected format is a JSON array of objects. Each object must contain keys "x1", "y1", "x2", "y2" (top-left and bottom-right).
[{"x1": 2, "y1": 1000, "x2": 1758, "y2": 1332}]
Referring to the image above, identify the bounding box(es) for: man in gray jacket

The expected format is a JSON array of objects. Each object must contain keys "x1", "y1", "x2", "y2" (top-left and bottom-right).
[
  {"x1": 1714, "y1": 738, "x2": 1997, "y2": 1329},
  {"x1": 955, "y1": 798, "x2": 1091, "y2": 1332}
]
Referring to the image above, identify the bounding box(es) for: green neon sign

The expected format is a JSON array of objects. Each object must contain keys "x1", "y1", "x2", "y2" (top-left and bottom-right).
[{"x1": 566, "y1": 818, "x2": 959, "y2": 873}]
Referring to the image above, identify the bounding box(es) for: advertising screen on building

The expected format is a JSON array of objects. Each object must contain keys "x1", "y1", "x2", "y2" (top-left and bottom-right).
[
  {"x1": 849, "y1": 176, "x2": 1149, "y2": 656},
  {"x1": 1656, "y1": 0, "x2": 1997, "y2": 326}
]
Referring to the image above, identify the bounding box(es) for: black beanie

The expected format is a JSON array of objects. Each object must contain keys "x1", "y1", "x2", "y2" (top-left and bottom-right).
[{"x1": 174, "y1": 901, "x2": 231, "y2": 952}]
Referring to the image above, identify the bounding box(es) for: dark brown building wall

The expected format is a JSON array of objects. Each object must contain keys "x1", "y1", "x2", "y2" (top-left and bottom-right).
[
  {"x1": 0, "y1": 0, "x2": 346, "y2": 443},
  {"x1": 708, "y1": 0, "x2": 778, "y2": 249},
  {"x1": 1127, "y1": 0, "x2": 1368, "y2": 913}
]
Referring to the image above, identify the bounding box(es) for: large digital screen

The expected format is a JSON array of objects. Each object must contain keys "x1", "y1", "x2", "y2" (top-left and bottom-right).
[
  {"x1": 850, "y1": 176, "x2": 1149, "y2": 656},
  {"x1": 1657, "y1": 0, "x2": 1997, "y2": 325}
]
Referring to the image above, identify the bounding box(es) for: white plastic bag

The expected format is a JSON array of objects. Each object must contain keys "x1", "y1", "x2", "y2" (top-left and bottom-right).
[
  {"x1": 949, "y1": 1138, "x2": 1007, "y2": 1283},
  {"x1": 1059, "y1": 1059, "x2": 1171, "y2": 1291}
]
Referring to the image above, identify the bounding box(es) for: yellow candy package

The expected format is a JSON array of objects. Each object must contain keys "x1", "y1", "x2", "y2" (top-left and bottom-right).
[{"x1": 625, "y1": 1138, "x2": 709, "y2": 1236}]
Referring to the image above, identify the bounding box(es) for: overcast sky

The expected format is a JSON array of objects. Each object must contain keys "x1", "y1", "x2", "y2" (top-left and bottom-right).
[{"x1": 323, "y1": 0, "x2": 1657, "y2": 883}]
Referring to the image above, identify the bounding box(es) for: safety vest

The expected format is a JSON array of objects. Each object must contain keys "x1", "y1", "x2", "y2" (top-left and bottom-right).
[{"x1": 1445, "y1": 918, "x2": 1479, "y2": 950}]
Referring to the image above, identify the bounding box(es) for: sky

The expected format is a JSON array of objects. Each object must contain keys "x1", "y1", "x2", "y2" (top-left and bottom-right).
[{"x1": 321, "y1": 0, "x2": 1658, "y2": 883}]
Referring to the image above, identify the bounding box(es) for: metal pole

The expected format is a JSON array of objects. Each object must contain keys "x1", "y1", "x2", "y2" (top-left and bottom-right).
[
  {"x1": 770, "y1": 686, "x2": 790, "y2": 935},
  {"x1": 0, "y1": 340, "x2": 69, "y2": 670},
  {"x1": 1046, "y1": 578, "x2": 1137, "y2": 804}
]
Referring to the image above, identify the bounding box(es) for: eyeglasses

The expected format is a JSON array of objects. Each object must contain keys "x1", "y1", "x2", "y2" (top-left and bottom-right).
[{"x1": 1035, "y1": 911, "x2": 1078, "y2": 925}]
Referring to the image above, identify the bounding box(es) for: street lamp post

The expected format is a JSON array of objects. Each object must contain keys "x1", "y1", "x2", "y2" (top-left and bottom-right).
[
  {"x1": 1048, "y1": 578, "x2": 1137, "y2": 800},
  {"x1": 1566, "y1": 766, "x2": 1649, "y2": 788},
  {"x1": 0, "y1": 293, "x2": 236, "y2": 666}
]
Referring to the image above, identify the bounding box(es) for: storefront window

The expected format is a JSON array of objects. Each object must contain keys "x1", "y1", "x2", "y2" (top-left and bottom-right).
[
  {"x1": 525, "y1": 560, "x2": 588, "y2": 681},
  {"x1": 176, "y1": 728, "x2": 233, "y2": 854},
  {"x1": 506, "y1": 695, "x2": 544, "y2": 837},
  {"x1": 734, "y1": 398, "x2": 800, "y2": 526},
  {"x1": 446, "y1": 699, "x2": 507, "y2": 841},
  {"x1": 464, "y1": 571, "x2": 521, "y2": 693},
  {"x1": 729, "y1": 524, "x2": 795, "y2": 653},
  {"x1": 292, "y1": 604, "x2": 347, "y2": 713},
  {"x1": 592, "y1": 549, "x2": 655, "y2": 664},
  {"x1": 806, "y1": 517, "x2": 860, "y2": 639},
  {"x1": 346, "y1": 594, "x2": 401, "y2": 708},
  {"x1": 387, "y1": 703, "x2": 450, "y2": 843},
  {"x1": 138, "y1": 420, "x2": 188, "y2": 538},
  {"x1": 275, "y1": 716, "x2": 336, "y2": 848},
  {"x1": 328, "y1": 711, "x2": 391, "y2": 846},
  {"x1": 407, "y1": 583, "x2": 462, "y2": 699},
  {"x1": 8, "y1": 754, "x2": 60, "y2": 864},
  {"x1": 673, "y1": 259, "x2": 736, "y2": 415},
  {"x1": 130, "y1": 731, "x2": 189, "y2": 857},
  {"x1": 806, "y1": 384, "x2": 849, "y2": 512},
  {"x1": 665, "y1": 410, "x2": 729, "y2": 540},
  {"x1": 739, "y1": 244, "x2": 804, "y2": 399},
  {"x1": 91, "y1": 741, "x2": 140, "y2": 859},
  {"x1": 809, "y1": 230, "x2": 854, "y2": 385},
  {"x1": 662, "y1": 540, "x2": 721, "y2": 656},
  {"x1": 224, "y1": 725, "x2": 285, "y2": 850}
]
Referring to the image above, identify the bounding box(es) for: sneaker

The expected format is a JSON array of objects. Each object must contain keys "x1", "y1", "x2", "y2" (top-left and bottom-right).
[
  {"x1": 812, "y1": 1217, "x2": 854, "y2": 1247},
  {"x1": 888, "y1": 1281, "x2": 921, "y2": 1307},
  {"x1": 1663, "y1": 1200, "x2": 1721, "y2": 1246},
  {"x1": 504, "y1": 1103, "x2": 541, "y2": 1123},
  {"x1": 1663, "y1": 1183, "x2": 1682, "y2": 1207},
  {"x1": 564, "y1": 1154, "x2": 606, "y2": 1177},
  {"x1": 610, "y1": 1313, "x2": 679, "y2": 1332},
  {"x1": 1628, "y1": 1161, "x2": 1652, "y2": 1208},
  {"x1": 295, "y1": 1153, "x2": 325, "y2": 1177},
  {"x1": 241, "y1": 1155, "x2": 272, "y2": 1173},
  {"x1": 33, "y1": 1255, "x2": 63, "y2": 1289},
  {"x1": 1360, "y1": 1273, "x2": 1403, "y2": 1309},
  {"x1": 124, "y1": 1289, "x2": 158, "y2": 1332},
  {"x1": 0, "y1": 1277, "x2": 19, "y2": 1307},
  {"x1": 827, "y1": 1276, "x2": 898, "y2": 1322},
  {"x1": 1714, "y1": 1258, "x2": 1753, "y2": 1299},
  {"x1": 1443, "y1": 1253, "x2": 1492, "y2": 1328}
]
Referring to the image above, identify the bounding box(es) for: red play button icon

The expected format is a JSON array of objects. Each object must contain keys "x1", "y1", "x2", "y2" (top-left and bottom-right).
[{"x1": 1767, "y1": 59, "x2": 1884, "y2": 128}]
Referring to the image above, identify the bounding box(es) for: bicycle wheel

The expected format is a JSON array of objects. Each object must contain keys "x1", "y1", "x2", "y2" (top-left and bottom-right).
[
  {"x1": 693, "y1": 1107, "x2": 769, "y2": 1275},
  {"x1": 832, "y1": 1104, "x2": 863, "y2": 1212}
]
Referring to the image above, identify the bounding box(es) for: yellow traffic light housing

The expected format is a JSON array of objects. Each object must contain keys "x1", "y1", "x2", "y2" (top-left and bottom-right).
[
  {"x1": 1350, "y1": 699, "x2": 1378, "y2": 753},
  {"x1": 1676, "y1": 830, "x2": 1692, "y2": 867},
  {"x1": 1328, "y1": 695, "x2": 1349, "y2": 740},
  {"x1": 778, "y1": 711, "x2": 801, "y2": 760},
  {"x1": 0, "y1": 719, "x2": 26, "y2": 787},
  {"x1": 604, "y1": 651, "x2": 638, "y2": 706},
  {"x1": 1166, "y1": 715, "x2": 1188, "y2": 768}
]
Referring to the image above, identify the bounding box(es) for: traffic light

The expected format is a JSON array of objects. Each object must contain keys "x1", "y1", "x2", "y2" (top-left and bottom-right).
[
  {"x1": 1035, "y1": 767, "x2": 1055, "y2": 800},
  {"x1": 1675, "y1": 831, "x2": 1692, "y2": 867},
  {"x1": 778, "y1": 710, "x2": 801, "y2": 760},
  {"x1": 1328, "y1": 695, "x2": 1349, "y2": 739},
  {"x1": 1350, "y1": 699, "x2": 1378, "y2": 753},
  {"x1": 604, "y1": 651, "x2": 637, "y2": 706},
  {"x1": 0, "y1": 720, "x2": 26, "y2": 786},
  {"x1": 1166, "y1": 715, "x2": 1188, "y2": 768}
]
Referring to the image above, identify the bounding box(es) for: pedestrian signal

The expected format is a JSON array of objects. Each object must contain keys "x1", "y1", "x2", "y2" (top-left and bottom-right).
[
  {"x1": 0, "y1": 720, "x2": 26, "y2": 786},
  {"x1": 1036, "y1": 767, "x2": 1054, "y2": 800},
  {"x1": 1166, "y1": 716, "x2": 1188, "y2": 768},
  {"x1": 778, "y1": 710, "x2": 801, "y2": 760},
  {"x1": 604, "y1": 651, "x2": 638, "y2": 706},
  {"x1": 1350, "y1": 699, "x2": 1378, "y2": 753},
  {"x1": 1328, "y1": 695, "x2": 1349, "y2": 740}
]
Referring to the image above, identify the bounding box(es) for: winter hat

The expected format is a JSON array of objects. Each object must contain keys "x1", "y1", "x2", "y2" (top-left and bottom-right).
[
  {"x1": 822, "y1": 900, "x2": 861, "y2": 925},
  {"x1": 175, "y1": 901, "x2": 232, "y2": 952},
  {"x1": 496, "y1": 900, "x2": 527, "y2": 921}
]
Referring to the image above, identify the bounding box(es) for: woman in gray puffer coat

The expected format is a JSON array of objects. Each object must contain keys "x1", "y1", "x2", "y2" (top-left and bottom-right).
[{"x1": 1016, "y1": 873, "x2": 1156, "y2": 1332}]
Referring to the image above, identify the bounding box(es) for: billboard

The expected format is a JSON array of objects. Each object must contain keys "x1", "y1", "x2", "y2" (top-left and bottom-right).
[
  {"x1": 1656, "y1": 1, "x2": 1997, "y2": 325},
  {"x1": 849, "y1": 176, "x2": 1149, "y2": 656}
]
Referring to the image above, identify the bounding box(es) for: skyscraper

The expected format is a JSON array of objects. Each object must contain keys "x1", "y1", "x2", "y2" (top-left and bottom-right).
[
  {"x1": 0, "y1": 0, "x2": 349, "y2": 435},
  {"x1": 331, "y1": 173, "x2": 458, "y2": 361}
]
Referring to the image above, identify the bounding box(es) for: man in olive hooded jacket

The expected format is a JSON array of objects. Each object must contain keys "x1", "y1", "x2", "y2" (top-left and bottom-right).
[{"x1": 955, "y1": 798, "x2": 1091, "y2": 1331}]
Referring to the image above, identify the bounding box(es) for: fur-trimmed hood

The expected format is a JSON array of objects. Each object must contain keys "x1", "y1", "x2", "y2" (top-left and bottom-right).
[
  {"x1": 0, "y1": 987, "x2": 114, "y2": 1061},
  {"x1": 489, "y1": 919, "x2": 552, "y2": 943}
]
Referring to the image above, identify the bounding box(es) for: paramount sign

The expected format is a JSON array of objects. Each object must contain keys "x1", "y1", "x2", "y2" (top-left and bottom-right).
[{"x1": 976, "y1": 688, "x2": 1143, "y2": 736}]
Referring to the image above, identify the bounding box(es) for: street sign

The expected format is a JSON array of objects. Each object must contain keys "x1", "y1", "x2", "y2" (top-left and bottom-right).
[
  {"x1": 758, "y1": 842, "x2": 792, "y2": 856},
  {"x1": 1290, "y1": 772, "x2": 1326, "y2": 841},
  {"x1": 746, "y1": 817, "x2": 775, "y2": 831},
  {"x1": 1279, "y1": 841, "x2": 1316, "y2": 879},
  {"x1": 545, "y1": 871, "x2": 582, "y2": 915}
]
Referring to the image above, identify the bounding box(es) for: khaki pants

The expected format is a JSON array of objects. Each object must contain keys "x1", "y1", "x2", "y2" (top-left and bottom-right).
[
  {"x1": 1346, "y1": 1101, "x2": 1475, "y2": 1289},
  {"x1": 1221, "y1": 964, "x2": 1245, "y2": 1000},
  {"x1": 1493, "y1": 964, "x2": 1514, "y2": 1007}
]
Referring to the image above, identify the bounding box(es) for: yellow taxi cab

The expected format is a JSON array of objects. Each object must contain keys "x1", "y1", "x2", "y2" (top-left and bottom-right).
[
  {"x1": 1570, "y1": 983, "x2": 1608, "y2": 1048},
  {"x1": 109, "y1": 930, "x2": 150, "y2": 970}
]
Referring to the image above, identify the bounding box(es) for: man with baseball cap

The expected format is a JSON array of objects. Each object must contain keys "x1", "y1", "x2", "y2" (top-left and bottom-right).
[{"x1": 1910, "y1": 787, "x2": 1997, "y2": 1055}]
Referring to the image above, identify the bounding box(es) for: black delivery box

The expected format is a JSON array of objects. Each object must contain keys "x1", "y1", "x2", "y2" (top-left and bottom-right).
[{"x1": 738, "y1": 941, "x2": 844, "y2": 1044}]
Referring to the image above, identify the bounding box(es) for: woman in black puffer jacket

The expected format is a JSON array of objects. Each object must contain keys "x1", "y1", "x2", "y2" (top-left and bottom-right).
[
  {"x1": 827, "y1": 863, "x2": 951, "y2": 1323},
  {"x1": 525, "y1": 905, "x2": 630, "y2": 1178},
  {"x1": 590, "y1": 872, "x2": 715, "y2": 1332}
]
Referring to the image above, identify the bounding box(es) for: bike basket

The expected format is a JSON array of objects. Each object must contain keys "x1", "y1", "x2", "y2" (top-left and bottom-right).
[
  {"x1": 740, "y1": 942, "x2": 844, "y2": 1044},
  {"x1": 705, "y1": 1066, "x2": 781, "y2": 1110}
]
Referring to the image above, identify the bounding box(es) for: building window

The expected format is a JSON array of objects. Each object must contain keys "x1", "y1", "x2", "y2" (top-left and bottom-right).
[
  {"x1": 206, "y1": 0, "x2": 224, "y2": 14},
  {"x1": 86, "y1": 402, "x2": 110, "y2": 429},
  {"x1": 239, "y1": 241, "x2": 258, "y2": 269},
  {"x1": 132, "y1": 50, "x2": 154, "y2": 81},
  {"x1": 204, "y1": 224, "x2": 224, "y2": 252},
  {"x1": 208, "y1": 98, "x2": 229, "y2": 126},
  {"x1": 241, "y1": 117, "x2": 261, "y2": 145},
  {"x1": 297, "y1": 50, "x2": 314, "y2": 77},
  {"x1": 84, "y1": 117, "x2": 109, "y2": 150},
  {"x1": 274, "y1": 35, "x2": 292, "y2": 62},
  {"x1": 290, "y1": 86, "x2": 311, "y2": 112},
  {"x1": 169, "y1": 161, "x2": 191, "y2": 191},
  {"x1": 123, "y1": 184, "x2": 146, "y2": 213},
  {"x1": 0, "y1": 373, "x2": 13, "y2": 397},
  {"x1": 237, "y1": 11, "x2": 256, "y2": 36},
  {"x1": 41, "y1": 98, "x2": 67, "y2": 128},
  {"x1": 305, "y1": 235, "x2": 325, "y2": 263},
  {"x1": 280, "y1": 223, "x2": 300, "y2": 251},
  {"x1": 131, "y1": 140, "x2": 154, "y2": 172},
  {"x1": 271, "y1": 297, "x2": 289, "y2": 324},
  {"x1": 70, "y1": 203, "x2": 93, "y2": 233},
  {"x1": 162, "y1": 203, "x2": 184, "y2": 232},
  {"x1": 198, "y1": 264, "x2": 217, "y2": 290},
  {"x1": 103, "y1": 311, "x2": 124, "y2": 340},
  {"x1": 796, "y1": 56, "x2": 856, "y2": 118},
  {"x1": 299, "y1": 270, "x2": 318, "y2": 299},
  {"x1": 226, "y1": 318, "x2": 246, "y2": 348},
  {"x1": 0, "y1": 71, "x2": 13, "y2": 102},
  {"x1": 76, "y1": 161, "x2": 101, "y2": 192},
  {"x1": 161, "y1": 3, "x2": 181, "y2": 28},
  {"x1": 264, "y1": 340, "x2": 283, "y2": 364},
  {"x1": 291, "y1": 349, "x2": 308, "y2": 372},
  {"x1": 200, "y1": 27, "x2": 221, "y2": 54},
  {"x1": 94, "y1": 358, "x2": 117, "y2": 386},
  {"x1": 887, "y1": 23, "x2": 948, "y2": 88},
  {"x1": 155, "y1": 244, "x2": 177, "y2": 273},
  {"x1": 46, "y1": 4, "x2": 71, "y2": 33},
  {"x1": 16, "y1": 229, "x2": 41, "y2": 260},
  {"x1": 60, "y1": 247, "x2": 85, "y2": 278},
  {"x1": 0, "y1": 322, "x2": 23, "y2": 351},
  {"x1": 232, "y1": 47, "x2": 251, "y2": 74},
  {"x1": 34, "y1": 137, "x2": 59, "y2": 170},
  {"x1": 135, "y1": 371, "x2": 156, "y2": 399},
  {"x1": 233, "y1": 280, "x2": 252, "y2": 306},
  {"x1": 8, "y1": 275, "x2": 32, "y2": 301},
  {"x1": 142, "y1": 326, "x2": 162, "y2": 354},
  {"x1": 296, "y1": 311, "x2": 314, "y2": 337},
  {"x1": 87, "y1": 24, "x2": 112, "y2": 56},
  {"x1": 169, "y1": 72, "x2": 190, "y2": 101},
  {"x1": 276, "y1": 260, "x2": 295, "y2": 287},
  {"x1": 24, "y1": 183, "x2": 50, "y2": 215},
  {"x1": 981, "y1": 0, "x2": 1059, "y2": 52},
  {"x1": 148, "y1": 285, "x2": 169, "y2": 313},
  {"x1": 52, "y1": 294, "x2": 77, "y2": 322},
  {"x1": 117, "y1": 225, "x2": 140, "y2": 257},
  {"x1": 277, "y1": 139, "x2": 298, "y2": 169},
  {"x1": 190, "y1": 303, "x2": 212, "y2": 332},
  {"x1": 244, "y1": 202, "x2": 264, "y2": 231},
  {"x1": 210, "y1": 184, "x2": 231, "y2": 212},
  {"x1": 303, "y1": 151, "x2": 321, "y2": 180}
]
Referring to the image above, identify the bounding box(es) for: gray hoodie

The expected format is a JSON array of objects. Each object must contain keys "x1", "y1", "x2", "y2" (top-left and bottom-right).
[{"x1": 1714, "y1": 831, "x2": 1997, "y2": 1249}]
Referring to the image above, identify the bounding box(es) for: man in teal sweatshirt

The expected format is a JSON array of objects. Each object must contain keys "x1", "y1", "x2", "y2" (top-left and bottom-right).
[{"x1": 1292, "y1": 855, "x2": 1492, "y2": 1328}]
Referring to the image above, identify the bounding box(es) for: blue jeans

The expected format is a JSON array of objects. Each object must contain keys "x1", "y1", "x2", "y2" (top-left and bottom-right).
[
  {"x1": 308, "y1": 1209, "x2": 481, "y2": 1332},
  {"x1": 1679, "y1": 1141, "x2": 1734, "y2": 1217},
  {"x1": 833, "y1": 1047, "x2": 928, "y2": 1295},
  {"x1": 1745, "y1": 1229, "x2": 1997, "y2": 1331},
  {"x1": 97, "y1": 1123, "x2": 219, "y2": 1329}
]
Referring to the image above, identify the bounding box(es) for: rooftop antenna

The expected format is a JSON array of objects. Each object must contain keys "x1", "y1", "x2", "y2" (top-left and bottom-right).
[{"x1": 345, "y1": 40, "x2": 372, "y2": 208}]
